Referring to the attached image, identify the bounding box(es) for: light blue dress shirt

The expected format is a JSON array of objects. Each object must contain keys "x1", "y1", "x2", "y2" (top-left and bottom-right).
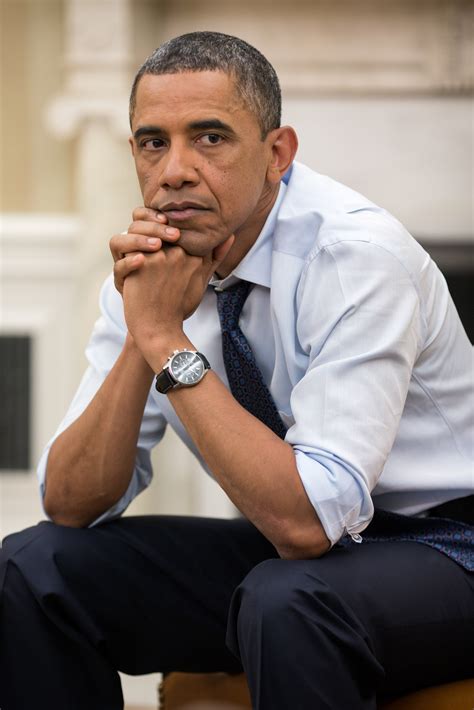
[{"x1": 37, "y1": 162, "x2": 473, "y2": 547}]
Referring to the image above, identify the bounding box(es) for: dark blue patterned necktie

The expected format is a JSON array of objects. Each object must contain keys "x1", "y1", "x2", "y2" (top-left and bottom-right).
[
  {"x1": 338, "y1": 508, "x2": 473, "y2": 571},
  {"x1": 214, "y1": 280, "x2": 473, "y2": 571},
  {"x1": 215, "y1": 280, "x2": 287, "y2": 439}
]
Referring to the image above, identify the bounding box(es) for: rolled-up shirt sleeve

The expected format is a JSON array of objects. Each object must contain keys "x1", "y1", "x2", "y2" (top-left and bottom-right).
[
  {"x1": 37, "y1": 274, "x2": 167, "y2": 526},
  {"x1": 288, "y1": 238, "x2": 422, "y2": 546}
]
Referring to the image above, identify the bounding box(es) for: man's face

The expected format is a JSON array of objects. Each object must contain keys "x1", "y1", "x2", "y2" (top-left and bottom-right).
[{"x1": 129, "y1": 71, "x2": 278, "y2": 257}]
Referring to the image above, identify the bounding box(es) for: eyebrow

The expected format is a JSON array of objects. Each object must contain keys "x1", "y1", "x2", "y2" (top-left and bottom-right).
[
  {"x1": 133, "y1": 125, "x2": 164, "y2": 141},
  {"x1": 188, "y1": 119, "x2": 236, "y2": 135},
  {"x1": 133, "y1": 119, "x2": 236, "y2": 142}
]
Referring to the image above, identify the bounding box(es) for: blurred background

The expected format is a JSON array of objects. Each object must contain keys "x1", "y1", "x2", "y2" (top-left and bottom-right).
[{"x1": 0, "y1": 0, "x2": 472, "y2": 706}]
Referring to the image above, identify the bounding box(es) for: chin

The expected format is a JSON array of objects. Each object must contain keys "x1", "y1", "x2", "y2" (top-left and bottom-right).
[
  {"x1": 174, "y1": 229, "x2": 216, "y2": 257},
  {"x1": 172, "y1": 224, "x2": 232, "y2": 256}
]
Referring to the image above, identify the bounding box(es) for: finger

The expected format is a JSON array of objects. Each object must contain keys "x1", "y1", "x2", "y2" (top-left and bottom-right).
[
  {"x1": 113, "y1": 252, "x2": 145, "y2": 294},
  {"x1": 127, "y1": 220, "x2": 180, "y2": 243},
  {"x1": 132, "y1": 206, "x2": 168, "y2": 224},
  {"x1": 110, "y1": 231, "x2": 165, "y2": 262}
]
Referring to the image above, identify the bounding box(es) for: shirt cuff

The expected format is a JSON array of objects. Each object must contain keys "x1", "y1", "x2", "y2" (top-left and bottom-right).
[{"x1": 294, "y1": 447, "x2": 374, "y2": 546}]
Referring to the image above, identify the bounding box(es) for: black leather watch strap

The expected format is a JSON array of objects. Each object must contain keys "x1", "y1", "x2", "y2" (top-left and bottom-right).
[
  {"x1": 155, "y1": 368, "x2": 176, "y2": 394},
  {"x1": 198, "y1": 353, "x2": 211, "y2": 369}
]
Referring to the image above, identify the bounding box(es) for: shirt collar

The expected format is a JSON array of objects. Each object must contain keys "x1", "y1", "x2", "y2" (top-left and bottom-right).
[{"x1": 210, "y1": 180, "x2": 287, "y2": 291}]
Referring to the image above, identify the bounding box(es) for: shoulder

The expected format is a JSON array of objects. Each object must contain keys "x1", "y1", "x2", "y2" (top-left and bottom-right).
[{"x1": 273, "y1": 161, "x2": 432, "y2": 289}]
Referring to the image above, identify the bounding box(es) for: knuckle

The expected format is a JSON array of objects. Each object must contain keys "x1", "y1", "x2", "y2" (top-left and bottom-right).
[
  {"x1": 110, "y1": 239, "x2": 125, "y2": 262},
  {"x1": 148, "y1": 250, "x2": 162, "y2": 264},
  {"x1": 171, "y1": 245, "x2": 186, "y2": 259},
  {"x1": 129, "y1": 220, "x2": 153, "y2": 237}
]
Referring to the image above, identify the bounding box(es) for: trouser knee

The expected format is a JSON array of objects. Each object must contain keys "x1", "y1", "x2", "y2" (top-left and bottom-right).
[
  {"x1": 0, "y1": 523, "x2": 69, "y2": 642},
  {"x1": 229, "y1": 557, "x2": 351, "y2": 635},
  {"x1": 227, "y1": 558, "x2": 386, "y2": 709},
  {"x1": 228, "y1": 558, "x2": 301, "y2": 634},
  {"x1": 1, "y1": 522, "x2": 52, "y2": 588},
  {"x1": 1, "y1": 520, "x2": 95, "y2": 606},
  {"x1": 227, "y1": 557, "x2": 381, "y2": 667},
  {"x1": 227, "y1": 558, "x2": 324, "y2": 658}
]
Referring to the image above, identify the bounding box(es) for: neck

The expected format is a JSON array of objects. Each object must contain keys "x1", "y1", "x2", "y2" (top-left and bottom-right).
[{"x1": 217, "y1": 182, "x2": 280, "y2": 278}]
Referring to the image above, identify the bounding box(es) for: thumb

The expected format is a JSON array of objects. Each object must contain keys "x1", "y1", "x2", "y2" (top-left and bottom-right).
[{"x1": 212, "y1": 234, "x2": 235, "y2": 270}]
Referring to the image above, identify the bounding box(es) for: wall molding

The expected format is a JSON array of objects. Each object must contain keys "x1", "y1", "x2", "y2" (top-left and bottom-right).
[
  {"x1": 45, "y1": 0, "x2": 133, "y2": 139},
  {"x1": 160, "y1": 0, "x2": 473, "y2": 96},
  {"x1": 46, "y1": 95, "x2": 130, "y2": 139},
  {"x1": 1, "y1": 213, "x2": 81, "y2": 279}
]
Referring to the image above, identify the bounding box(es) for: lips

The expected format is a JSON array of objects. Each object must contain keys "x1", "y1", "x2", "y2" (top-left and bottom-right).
[
  {"x1": 159, "y1": 201, "x2": 210, "y2": 222},
  {"x1": 165, "y1": 207, "x2": 206, "y2": 221}
]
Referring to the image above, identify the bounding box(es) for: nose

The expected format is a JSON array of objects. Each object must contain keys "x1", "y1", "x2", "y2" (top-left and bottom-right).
[{"x1": 159, "y1": 141, "x2": 199, "y2": 190}]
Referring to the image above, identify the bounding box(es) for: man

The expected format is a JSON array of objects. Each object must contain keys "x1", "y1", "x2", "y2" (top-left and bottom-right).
[{"x1": 0, "y1": 32, "x2": 472, "y2": 710}]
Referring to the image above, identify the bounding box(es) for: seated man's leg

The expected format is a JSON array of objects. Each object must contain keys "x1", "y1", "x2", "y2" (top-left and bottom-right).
[
  {"x1": 0, "y1": 515, "x2": 277, "y2": 710},
  {"x1": 228, "y1": 540, "x2": 474, "y2": 710}
]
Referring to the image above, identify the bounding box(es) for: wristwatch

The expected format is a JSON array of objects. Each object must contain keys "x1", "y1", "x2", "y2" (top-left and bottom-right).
[{"x1": 155, "y1": 349, "x2": 211, "y2": 394}]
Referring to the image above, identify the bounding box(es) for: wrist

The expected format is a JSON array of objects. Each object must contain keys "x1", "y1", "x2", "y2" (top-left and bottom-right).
[
  {"x1": 123, "y1": 332, "x2": 154, "y2": 376},
  {"x1": 136, "y1": 330, "x2": 196, "y2": 373}
]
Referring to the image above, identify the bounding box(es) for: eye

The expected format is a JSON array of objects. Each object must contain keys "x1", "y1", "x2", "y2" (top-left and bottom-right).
[
  {"x1": 198, "y1": 133, "x2": 224, "y2": 146},
  {"x1": 142, "y1": 138, "x2": 165, "y2": 151}
]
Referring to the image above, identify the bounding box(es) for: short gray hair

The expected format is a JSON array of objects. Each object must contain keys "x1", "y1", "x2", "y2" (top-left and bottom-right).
[{"x1": 129, "y1": 31, "x2": 281, "y2": 138}]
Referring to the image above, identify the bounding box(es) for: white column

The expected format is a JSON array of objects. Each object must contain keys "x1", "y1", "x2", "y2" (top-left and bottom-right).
[{"x1": 46, "y1": 0, "x2": 139, "y2": 363}]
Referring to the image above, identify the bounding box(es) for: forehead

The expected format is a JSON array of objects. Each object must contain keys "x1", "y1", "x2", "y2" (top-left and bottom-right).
[{"x1": 132, "y1": 70, "x2": 254, "y2": 129}]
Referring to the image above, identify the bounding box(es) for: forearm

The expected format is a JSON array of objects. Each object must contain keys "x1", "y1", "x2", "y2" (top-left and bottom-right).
[
  {"x1": 44, "y1": 336, "x2": 154, "y2": 527},
  {"x1": 119, "y1": 236, "x2": 329, "y2": 558},
  {"x1": 145, "y1": 336, "x2": 330, "y2": 559}
]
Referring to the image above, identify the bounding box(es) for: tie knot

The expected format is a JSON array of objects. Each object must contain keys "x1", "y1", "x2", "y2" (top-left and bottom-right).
[{"x1": 215, "y1": 281, "x2": 251, "y2": 331}]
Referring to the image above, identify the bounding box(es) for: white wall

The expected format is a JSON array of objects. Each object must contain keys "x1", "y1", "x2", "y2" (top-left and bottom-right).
[{"x1": 284, "y1": 96, "x2": 473, "y2": 239}]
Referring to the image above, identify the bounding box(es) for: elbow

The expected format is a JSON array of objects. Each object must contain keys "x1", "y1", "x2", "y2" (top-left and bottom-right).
[
  {"x1": 43, "y1": 476, "x2": 108, "y2": 529},
  {"x1": 277, "y1": 538, "x2": 331, "y2": 560},
  {"x1": 43, "y1": 458, "x2": 115, "y2": 529},
  {"x1": 42, "y1": 478, "x2": 84, "y2": 527},
  {"x1": 47, "y1": 515, "x2": 90, "y2": 529},
  {"x1": 43, "y1": 495, "x2": 94, "y2": 529},
  {"x1": 274, "y1": 521, "x2": 332, "y2": 561}
]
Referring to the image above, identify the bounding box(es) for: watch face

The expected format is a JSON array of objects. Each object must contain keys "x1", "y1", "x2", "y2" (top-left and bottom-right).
[{"x1": 170, "y1": 351, "x2": 205, "y2": 386}]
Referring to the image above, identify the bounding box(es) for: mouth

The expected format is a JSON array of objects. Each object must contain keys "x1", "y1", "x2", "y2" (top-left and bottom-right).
[{"x1": 159, "y1": 202, "x2": 210, "y2": 222}]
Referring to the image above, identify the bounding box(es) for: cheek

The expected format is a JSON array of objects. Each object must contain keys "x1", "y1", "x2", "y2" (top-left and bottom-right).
[
  {"x1": 134, "y1": 152, "x2": 163, "y2": 191},
  {"x1": 137, "y1": 169, "x2": 157, "y2": 200},
  {"x1": 217, "y1": 164, "x2": 264, "y2": 216}
]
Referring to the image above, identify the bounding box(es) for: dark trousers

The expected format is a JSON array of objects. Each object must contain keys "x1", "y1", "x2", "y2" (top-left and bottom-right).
[{"x1": 0, "y1": 515, "x2": 473, "y2": 710}]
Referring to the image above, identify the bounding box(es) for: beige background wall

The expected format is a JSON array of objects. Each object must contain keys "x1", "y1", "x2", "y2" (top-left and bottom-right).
[{"x1": 0, "y1": 0, "x2": 472, "y2": 706}]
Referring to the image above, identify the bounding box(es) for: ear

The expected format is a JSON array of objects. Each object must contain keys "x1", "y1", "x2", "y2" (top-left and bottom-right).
[
  {"x1": 128, "y1": 135, "x2": 136, "y2": 157},
  {"x1": 265, "y1": 126, "x2": 298, "y2": 184}
]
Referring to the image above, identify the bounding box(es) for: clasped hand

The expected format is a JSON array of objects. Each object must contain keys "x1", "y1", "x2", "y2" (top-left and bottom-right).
[{"x1": 110, "y1": 207, "x2": 234, "y2": 355}]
